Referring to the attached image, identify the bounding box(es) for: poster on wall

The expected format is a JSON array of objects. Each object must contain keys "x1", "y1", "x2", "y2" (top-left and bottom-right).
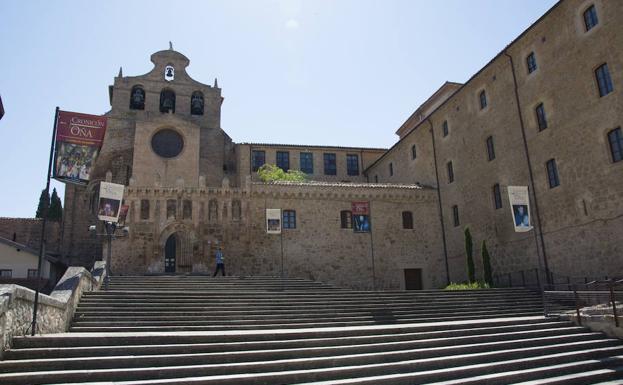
[
  {"x1": 53, "y1": 110, "x2": 107, "y2": 185},
  {"x1": 266, "y1": 209, "x2": 282, "y2": 234},
  {"x1": 352, "y1": 201, "x2": 371, "y2": 233},
  {"x1": 508, "y1": 186, "x2": 533, "y2": 232},
  {"x1": 97, "y1": 182, "x2": 125, "y2": 222}
]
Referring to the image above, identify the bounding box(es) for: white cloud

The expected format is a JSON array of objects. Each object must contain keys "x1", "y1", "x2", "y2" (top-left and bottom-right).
[{"x1": 285, "y1": 19, "x2": 299, "y2": 29}]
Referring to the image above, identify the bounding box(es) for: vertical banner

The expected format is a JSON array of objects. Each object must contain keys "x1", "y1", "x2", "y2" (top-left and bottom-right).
[
  {"x1": 508, "y1": 186, "x2": 533, "y2": 232},
  {"x1": 98, "y1": 182, "x2": 125, "y2": 222},
  {"x1": 53, "y1": 110, "x2": 107, "y2": 185},
  {"x1": 352, "y1": 201, "x2": 371, "y2": 233},
  {"x1": 266, "y1": 209, "x2": 282, "y2": 234}
]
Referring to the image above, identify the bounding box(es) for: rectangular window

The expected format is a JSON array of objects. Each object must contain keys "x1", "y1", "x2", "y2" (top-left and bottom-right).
[
  {"x1": 442, "y1": 121, "x2": 449, "y2": 137},
  {"x1": 452, "y1": 205, "x2": 460, "y2": 227},
  {"x1": 536, "y1": 103, "x2": 548, "y2": 131},
  {"x1": 0, "y1": 270, "x2": 12, "y2": 278},
  {"x1": 389, "y1": 162, "x2": 394, "y2": 176},
  {"x1": 546, "y1": 159, "x2": 560, "y2": 188},
  {"x1": 447, "y1": 161, "x2": 454, "y2": 183},
  {"x1": 251, "y1": 150, "x2": 265, "y2": 172},
  {"x1": 27, "y1": 269, "x2": 38, "y2": 279},
  {"x1": 140, "y1": 199, "x2": 150, "y2": 220},
  {"x1": 402, "y1": 211, "x2": 413, "y2": 229},
  {"x1": 276, "y1": 151, "x2": 290, "y2": 171},
  {"x1": 595, "y1": 63, "x2": 614, "y2": 97},
  {"x1": 346, "y1": 154, "x2": 359, "y2": 176},
  {"x1": 167, "y1": 199, "x2": 176, "y2": 219},
  {"x1": 584, "y1": 5, "x2": 599, "y2": 31},
  {"x1": 374, "y1": 175, "x2": 379, "y2": 183},
  {"x1": 479, "y1": 90, "x2": 487, "y2": 109},
  {"x1": 283, "y1": 210, "x2": 296, "y2": 229},
  {"x1": 340, "y1": 210, "x2": 352, "y2": 229},
  {"x1": 527, "y1": 52, "x2": 537, "y2": 73},
  {"x1": 493, "y1": 183, "x2": 502, "y2": 210},
  {"x1": 486, "y1": 136, "x2": 496, "y2": 161},
  {"x1": 183, "y1": 200, "x2": 192, "y2": 220},
  {"x1": 608, "y1": 127, "x2": 623, "y2": 163},
  {"x1": 300, "y1": 152, "x2": 313, "y2": 174},
  {"x1": 323, "y1": 153, "x2": 337, "y2": 175},
  {"x1": 411, "y1": 144, "x2": 417, "y2": 160}
]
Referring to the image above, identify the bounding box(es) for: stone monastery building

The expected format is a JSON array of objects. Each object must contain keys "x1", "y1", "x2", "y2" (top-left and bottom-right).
[{"x1": 57, "y1": 0, "x2": 621, "y2": 290}]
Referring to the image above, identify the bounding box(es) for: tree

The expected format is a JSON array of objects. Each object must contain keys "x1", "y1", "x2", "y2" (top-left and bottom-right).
[
  {"x1": 464, "y1": 227, "x2": 475, "y2": 283},
  {"x1": 35, "y1": 189, "x2": 50, "y2": 219},
  {"x1": 482, "y1": 240, "x2": 493, "y2": 286},
  {"x1": 257, "y1": 164, "x2": 307, "y2": 182},
  {"x1": 48, "y1": 188, "x2": 63, "y2": 222}
]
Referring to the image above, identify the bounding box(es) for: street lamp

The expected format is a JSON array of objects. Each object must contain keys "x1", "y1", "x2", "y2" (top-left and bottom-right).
[{"x1": 89, "y1": 222, "x2": 129, "y2": 290}]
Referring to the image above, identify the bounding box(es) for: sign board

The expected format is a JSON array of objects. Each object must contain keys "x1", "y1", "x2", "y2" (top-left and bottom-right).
[
  {"x1": 53, "y1": 110, "x2": 107, "y2": 185},
  {"x1": 97, "y1": 182, "x2": 125, "y2": 223},
  {"x1": 352, "y1": 201, "x2": 371, "y2": 233},
  {"x1": 508, "y1": 186, "x2": 533, "y2": 232},
  {"x1": 266, "y1": 209, "x2": 282, "y2": 234}
]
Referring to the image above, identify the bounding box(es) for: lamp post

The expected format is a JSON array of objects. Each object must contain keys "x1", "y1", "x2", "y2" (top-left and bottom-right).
[{"x1": 89, "y1": 222, "x2": 129, "y2": 290}]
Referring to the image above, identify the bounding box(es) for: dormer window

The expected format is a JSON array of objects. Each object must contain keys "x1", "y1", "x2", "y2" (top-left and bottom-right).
[
  {"x1": 129, "y1": 86, "x2": 145, "y2": 110},
  {"x1": 160, "y1": 89, "x2": 175, "y2": 113},
  {"x1": 191, "y1": 91, "x2": 204, "y2": 115}
]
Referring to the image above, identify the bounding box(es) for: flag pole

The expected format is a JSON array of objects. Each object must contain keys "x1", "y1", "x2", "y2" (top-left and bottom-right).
[{"x1": 31, "y1": 106, "x2": 59, "y2": 336}]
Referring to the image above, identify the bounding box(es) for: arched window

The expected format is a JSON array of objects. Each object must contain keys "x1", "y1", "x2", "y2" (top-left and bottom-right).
[
  {"x1": 129, "y1": 86, "x2": 145, "y2": 110},
  {"x1": 340, "y1": 210, "x2": 352, "y2": 229},
  {"x1": 160, "y1": 89, "x2": 176, "y2": 113},
  {"x1": 191, "y1": 91, "x2": 204, "y2": 115},
  {"x1": 402, "y1": 211, "x2": 413, "y2": 229},
  {"x1": 208, "y1": 199, "x2": 218, "y2": 222}
]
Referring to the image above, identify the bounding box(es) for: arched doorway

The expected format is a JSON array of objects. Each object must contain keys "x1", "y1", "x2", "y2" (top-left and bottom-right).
[{"x1": 164, "y1": 234, "x2": 177, "y2": 273}]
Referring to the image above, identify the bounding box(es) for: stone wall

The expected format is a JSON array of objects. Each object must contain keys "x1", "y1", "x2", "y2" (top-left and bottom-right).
[{"x1": 0, "y1": 218, "x2": 61, "y2": 255}]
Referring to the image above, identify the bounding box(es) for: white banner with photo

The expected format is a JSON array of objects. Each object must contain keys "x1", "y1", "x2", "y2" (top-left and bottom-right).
[
  {"x1": 508, "y1": 185, "x2": 533, "y2": 232},
  {"x1": 266, "y1": 209, "x2": 282, "y2": 234},
  {"x1": 98, "y1": 182, "x2": 125, "y2": 223}
]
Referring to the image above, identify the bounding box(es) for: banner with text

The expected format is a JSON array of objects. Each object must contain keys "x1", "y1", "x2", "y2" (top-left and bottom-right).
[
  {"x1": 266, "y1": 209, "x2": 282, "y2": 234},
  {"x1": 98, "y1": 182, "x2": 125, "y2": 223},
  {"x1": 352, "y1": 201, "x2": 371, "y2": 233},
  {"x1": 53, "y1": 110, "x2": 107, "y2": 185},
  {"x1": 508, "y1": 186, "x2": 533, "y2": 232}
]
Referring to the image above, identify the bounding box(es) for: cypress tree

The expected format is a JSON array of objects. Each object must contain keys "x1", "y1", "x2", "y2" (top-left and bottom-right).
[
  {"x1": 465, "y1": 227, "x2": 475, "y2": 283},
  {"x1": 48, "y1": 188, "x2": 63, "y2": 222},
  {"x1": 35, "y1": 189, "x2": 50, "y2": 219},
  {"x1": 482, "y1": 240, "x2": 493, "y2": 286}
]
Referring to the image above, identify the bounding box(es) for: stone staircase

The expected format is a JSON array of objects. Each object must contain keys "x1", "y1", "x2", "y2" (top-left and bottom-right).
[{"x1": 1, "y1": 275, "x2": 623, "y2": 384}]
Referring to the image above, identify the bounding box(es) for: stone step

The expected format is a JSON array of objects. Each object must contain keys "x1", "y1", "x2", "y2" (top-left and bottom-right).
[{"x1": 506, "y1": 366, "x2": 623, "y2": 385}]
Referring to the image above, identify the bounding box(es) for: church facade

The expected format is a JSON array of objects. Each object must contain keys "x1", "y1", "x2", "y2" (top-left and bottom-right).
[{"x1": 59, "y1": 0, "x2": 622, "y2": 289}]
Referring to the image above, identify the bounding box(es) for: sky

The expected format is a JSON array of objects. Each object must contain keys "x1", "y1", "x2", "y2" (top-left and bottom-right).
[{"x1": 0, "y1": 0, "x2": 558, "y2": 218}]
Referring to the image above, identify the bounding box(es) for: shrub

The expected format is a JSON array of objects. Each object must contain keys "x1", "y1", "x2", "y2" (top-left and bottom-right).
[
  {"x1": 257, "y1": 164, "x2": 307, "y2": 182},
  {"x1": 445, "y1": 281, "x2": 490, "y2": 290}
]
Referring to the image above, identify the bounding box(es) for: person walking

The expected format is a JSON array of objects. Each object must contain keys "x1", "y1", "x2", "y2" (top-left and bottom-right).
[{"x1": 213, "y1": 246, "x2": 225, "y2": 277}]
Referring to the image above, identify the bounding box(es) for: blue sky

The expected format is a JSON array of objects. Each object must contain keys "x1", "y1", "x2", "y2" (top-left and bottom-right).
[{"x1": 0, "y1": 0, "x2": 557, "y2": 218}]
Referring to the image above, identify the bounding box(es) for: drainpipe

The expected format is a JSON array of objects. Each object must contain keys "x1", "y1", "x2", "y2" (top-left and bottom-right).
[
  {"x1": 428, "y1": 118, "x2": 451, "y2": 285},
  {"x1": 503, "y1": 51, "x2": 551, "y2": 285}
]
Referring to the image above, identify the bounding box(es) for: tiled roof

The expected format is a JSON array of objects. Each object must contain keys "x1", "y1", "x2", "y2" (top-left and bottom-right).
[
  {"x1": 240, "y1": 143, "x2": 387, "y2": 151},
  {"x1": 0, "y1": 236, "x2": 60, "y2": 264},
  {"x1": 253, "y1": 181, "x2": 428, "y2": 190}
]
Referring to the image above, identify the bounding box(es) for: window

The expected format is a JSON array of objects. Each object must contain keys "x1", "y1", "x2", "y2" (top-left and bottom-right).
[
  {"x1": 411, "y1": 145, "x2": 417, "y2": 159},
  {"x1": 252, "y1": 150, "x2": 265, "y2": 172},
  {"x1": 389, "y1": 162, "x2": 394, "y2": 176},
  {"x1": 536, "y1": 103, "x2": 548, "y2": 131},
  {"x1": 486, "y1": 136, "x2": 496, "y2": 161},
  {"x1": 283, "y1": 210, "x2": 296, "y2": 229},
  {"x1": 479, "y1": 90, "x2": 487, "y2": 109},
  {"x1": 447, "y1": 161, "x2": 454, "y2": 183},
  {"x1": 0, "y1": 270, "x2": 12, "y2": 278},
  {"x1": 159, "y1": 89, "x2": 176, "y2": 113},
  {"x1": 140, "y1": 199, "x2": 150, "y2": 220},
  {"x1": 493, "y1": 183, "x2": 502, "y2": 209},
  {"x1": 402, "y1": 211, "x2": 413, "y2": 229},
  {"x1": 546, "y1": 159, "x2": 560, "y2": 188},
  {"x1": 346, "y1": 154, "x2": 359, "y2": 176},
  {"x1": 276, "y1": 151, "x2": 290, "y2": 171},
  {"x1": 166, "y1": 199, "x2": 176, "y2": 219},
  {"x1": 324, "y1": 153, "x2": 337, "y2": 175},
  {"x1": 190, "y1": 91, "x2": 204, "y2": 115},
  {"x1": 442, "y1": 120, "x2": 449, "y2": 137},
  {"x1": 374, "y1": 175, "x2": 379, "y2": 183},
  {"x1": 526, "y1": 52, "x2": 537, "y2": 73},
  {"x1": 595, "y1": 63, "x2": 614, "y2": 97},
  {"x1": 129, "y1": 86, "x2": 145, "y2": 110},
  {"x1": 183, "y1": 200, "x2": 192, "y2": 220},
  {"x1": 152, "y1": 129, "x2": 184, "y2": 158},
  {"x1": 27, "y1": 269, "x2": 38, "y2": 279},
  {"x1": 340, "y1": 210, "x2": 352, "y2": 229},
  {"x1": 452, "y1": 205, "x2": 460, "y2": 227},
  {"x1": 584, "y1": 5, "x2": 598, "y2": 31},
  {"x1": 608, "y1": 127, "x2": 623, "y2": 163},
  {"x1": 300, "y1": 152, "x2": 313, "y2": 174}
]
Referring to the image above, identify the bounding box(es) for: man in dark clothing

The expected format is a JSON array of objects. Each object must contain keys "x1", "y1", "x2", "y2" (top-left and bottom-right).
[{"x1": 213, "y1": 247, "x2": 225, "y2": 277}]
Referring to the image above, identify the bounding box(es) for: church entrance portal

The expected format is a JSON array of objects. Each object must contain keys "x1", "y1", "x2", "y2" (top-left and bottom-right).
[{"x1": 164, "y1": 234, "x2": 176, "y2": 273}]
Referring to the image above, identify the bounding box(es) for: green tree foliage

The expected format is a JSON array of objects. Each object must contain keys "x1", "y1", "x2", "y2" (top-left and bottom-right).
[
  {"x1": 257, "y1": 164, "x2": 307, "y2": 182},
  {"x1": 482, "y1": 240, "x2": 493, "y2": 287},
  {"x1": 48, "y1": 188, "x2": 63, "y2": 222},
  {"x1": 35, "y1": 189, "x2": 50, "y2": 219},
  {"x1": 465, "y1": 227, "x2": 475, "y2": 283}
]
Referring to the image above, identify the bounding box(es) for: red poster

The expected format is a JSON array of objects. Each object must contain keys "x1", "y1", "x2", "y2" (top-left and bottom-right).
[
  {"x1": 53, "y1": 110, "x2": 107, "y2": 184},
  {"x1": 351, "y1": 201, "x2": 370, "y2": 215}
]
